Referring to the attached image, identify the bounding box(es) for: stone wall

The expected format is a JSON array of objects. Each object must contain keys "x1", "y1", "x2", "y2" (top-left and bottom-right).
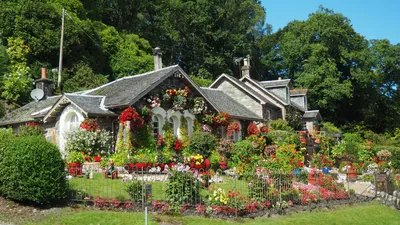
[
  {"x1": 376, "y1": 191, "x2": 400, "y2": 209},
  {"x1": 217, "y1": 80, "x2": 263, "y2": 118}
]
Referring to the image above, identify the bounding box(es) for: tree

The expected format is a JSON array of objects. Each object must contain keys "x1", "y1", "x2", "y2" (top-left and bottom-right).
[
  {"x1": 110, "y1": 34, "x2": 153, "y2": 78},
  {"x1": 1, "y1": 37, "x2": 33, "y2": 104},
  {"x1": 260, "y1": 7, "x2": 372, "y2": 127},
  {"x1": 63, "y1": 62, "x2": 108, "y2": 93}
]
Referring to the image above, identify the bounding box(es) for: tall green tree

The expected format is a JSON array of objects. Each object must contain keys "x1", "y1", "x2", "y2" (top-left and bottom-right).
[{"x1": 260, "y1": 7, "x2": 373, "y2": 127}]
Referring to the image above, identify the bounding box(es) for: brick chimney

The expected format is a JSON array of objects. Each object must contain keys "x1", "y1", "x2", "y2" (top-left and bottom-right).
[
  {"x1": 241, "y1": 55, "x2": 250, "y2": 77},
  {"x1": 34, "y1": 67, "x2": 53, "y2": 98},
  {"x1": 154, "y1": 47, "x2": 162, "y2": 71}
]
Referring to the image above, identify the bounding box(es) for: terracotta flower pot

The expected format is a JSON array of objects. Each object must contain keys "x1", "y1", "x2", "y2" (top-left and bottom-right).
[
  {"x1": 347, "y1": 168, "x2": 357, "y2": 179},
  {"x1": 135, "y1": 163, "x2": 146, "y2": 170}
]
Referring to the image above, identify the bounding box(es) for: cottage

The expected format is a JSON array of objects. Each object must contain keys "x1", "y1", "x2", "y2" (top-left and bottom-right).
[{"x1": 0, "y1": 49, "x2": 321, "y2": 153}]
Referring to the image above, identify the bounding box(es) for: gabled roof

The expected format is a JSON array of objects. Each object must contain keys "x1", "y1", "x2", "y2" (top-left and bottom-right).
[
  {"x1": 84, "y1": 65, "x2": 178, "y2": 108},
  {"x1": 303, "y1": 110, "x2": 322, "y2": 121},
  {"x1": 0, "y1": 96, "x2": 61, "y2": 126},
  {"x1": 43, "y1": 94, "x2": 117, "y2": 123},
  {"x1": 239, "y1": 76, "x2": 289, "y2": 107},
  {"x1": 290, "y1": 100, "x2": 306, "y2": 112},
  {"x1": 290, "y1": 89, "x2": 308, "y2": 96},
  {"x1": 259, "y1": 79, "x2": 291, "y2": 88},
  {"x1": 210, "y1": 74, "x2": 270, "y2": 104},
  {"x1": 201, "y1": 88, "x2": 263, "y2": 121}
]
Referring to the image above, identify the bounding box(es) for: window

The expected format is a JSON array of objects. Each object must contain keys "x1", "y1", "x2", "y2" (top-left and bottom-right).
[
  {"x1": 67, "y1": 113, "x2": 80, "y2": 132},
  {"x1": 186, "y1": 117, "x2": 193, "y2": 136},
  {"x1": 152, "y1": 116, "x2": 160, "y2": 136},
  {"x1": 169, "y1": 116, "x2": 179, "y2": 137}
]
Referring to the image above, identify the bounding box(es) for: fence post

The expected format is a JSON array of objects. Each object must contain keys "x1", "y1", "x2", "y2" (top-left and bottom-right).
[
  {"x1": 279, "y1": 170, "x2": 282, "y2": 211},
  {"x1": 374, "y1": 171, "x2": 377, "y2": 197},
  {"x1": 235, "y1": 174, "x2": 237, "y2": 218},
  {"x1": 142, "y1": 168, "x2": 145, "y2": 209},
  {"x1": 145, "y1": 206, "x2": 148, "y2": 225},
  {"x1": 347, "y1": 171, "x2": 350, "y2": 198}
]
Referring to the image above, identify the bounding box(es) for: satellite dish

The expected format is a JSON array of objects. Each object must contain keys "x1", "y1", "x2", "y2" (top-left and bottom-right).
[{"x1": 30, "y1": 89, "x2": 44, "y2": 101}]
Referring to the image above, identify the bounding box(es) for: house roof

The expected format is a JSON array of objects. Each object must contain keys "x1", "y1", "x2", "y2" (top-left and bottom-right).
[
  {"x1": 290, "y1": 89, "x2": 308, "y2": 96},
  {"x1": 201, "y1": 88, "x2": 263, "y2": 121},
  {"x1": 84, "y1": 65, "x2": 180, "y2": 108},
  {"x1": 43, "y1": 94, "x2": 117, "y2": 123},
  {"x1": 290, "y1": 100, "x2": 306, "y2": 112},
  {"x1": 259, "y1": 79, "x2": 291, "y2": 88},
  {"x1": 210, "y1": 74, "x2": 271, "y2": 105},
  {"x1": 64, "y1": 94, "x2": 117, "y2": 116},
  {"x1": 0, "y1": 96, "x2": 61, "y2": 126},
  {"x1": 303, "y1": 110, "x2": 322, "y2": 121},
  {"x1": 239, "y1": 76, "x2": 289, "y2": 107}
]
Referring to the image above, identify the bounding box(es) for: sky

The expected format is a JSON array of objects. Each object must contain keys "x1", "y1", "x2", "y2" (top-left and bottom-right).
[{"x1": 261, "y1": 0, "x2": 400, "y2": 44}]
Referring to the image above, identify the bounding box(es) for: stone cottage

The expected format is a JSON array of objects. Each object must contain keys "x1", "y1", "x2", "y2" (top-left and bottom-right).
[{"x1": 0, "y1": 49, "x2": 321, "y2": 152}]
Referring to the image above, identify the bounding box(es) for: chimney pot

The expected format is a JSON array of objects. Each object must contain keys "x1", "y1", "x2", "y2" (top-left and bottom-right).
[
  {"x1": 278, "y1": 77, "x2": 282, "y2": 80},
  {"x1": 154, "y1": 47, "x2": 162, "y2": 71},
  {"x1": 41, "y1": 67, "x2": 46, "y2": 79}
]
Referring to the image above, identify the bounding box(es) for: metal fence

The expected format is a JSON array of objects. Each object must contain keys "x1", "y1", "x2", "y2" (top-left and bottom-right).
[{"x1": 67, "y1": 165, "x2": 372, "y2": 214}]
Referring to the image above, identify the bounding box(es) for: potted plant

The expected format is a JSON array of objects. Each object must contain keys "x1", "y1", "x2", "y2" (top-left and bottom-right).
[
  {"x1": 68, "y1": 151, "x2": 84, "y2": 176},
  {"x1": 308, "y1": 168, "x2": 323, "y2": 186},
  {"x1": 124, "y1": 157, "x2": 135, "y2": 173}
]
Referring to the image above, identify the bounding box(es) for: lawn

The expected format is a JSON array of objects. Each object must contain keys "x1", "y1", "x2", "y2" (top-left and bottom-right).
[
  {"x1": 68, "y1": 173, "x2": 249, "y2": 201},
  {"x1": 25, "y1": 202, "x2": 400, "y2": 225}
]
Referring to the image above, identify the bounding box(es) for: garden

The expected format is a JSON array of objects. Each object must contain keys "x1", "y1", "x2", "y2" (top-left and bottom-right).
[{"x1": 0, "y1": 91, "x2": 400, "y2": 218}]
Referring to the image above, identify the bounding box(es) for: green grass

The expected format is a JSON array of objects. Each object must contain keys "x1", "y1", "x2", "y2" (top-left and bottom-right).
[
  {"x1": 24, "y1": 202, "x2": 400, "y2": 225},
  {"x1": 68, "y1": 173, "x2": 249, "y2": 201}
]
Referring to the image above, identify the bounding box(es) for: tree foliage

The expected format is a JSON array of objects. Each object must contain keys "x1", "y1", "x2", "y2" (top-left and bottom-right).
[{"x1": 0, "y1": 2, "x2": 398, "y2": 133}]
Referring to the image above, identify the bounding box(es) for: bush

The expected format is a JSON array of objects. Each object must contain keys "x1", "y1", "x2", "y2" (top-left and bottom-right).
[
  {"x1": 0, "y1": 128, "x2": 15, "y2": 151},
  {"x1": 0, "y1": 136, "x2": 67, "y2": 204},
  {"x1": 270, "y1": 119, "x2": 293, "y2": 131},
  {"x1": 18, "y1": 122, "x2": 44, "y2": 137},
  {"x1": 125, "y1": 179, "x2": 144, "y2": 203},
  {"x1": 189, "y1": 132, "x2": 216, "y2": 158},
  {"x1": 166, "y1": 170, "x2": 200, "y2": 206},
  {"x1": 65, "y1": 129, "x2": 112, "y2": 156}
]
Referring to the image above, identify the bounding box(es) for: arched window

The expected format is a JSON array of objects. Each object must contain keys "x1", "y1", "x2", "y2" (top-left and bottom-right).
[
  {"x1": 67, "y1": 113, "x2": 80, "y2": 132},
  {"x1": 169, "y1": 116, "x2": 179, "y2": 137},
  {"x1": 186, "y1": 117, "x2": 193, "y2": 136}
]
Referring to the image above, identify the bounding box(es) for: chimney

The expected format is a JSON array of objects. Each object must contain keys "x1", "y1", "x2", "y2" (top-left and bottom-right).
[
  {"x1": 34, "y1": 67, "x2": 53, "y2": 98},
  {"x1": 154, "y1": 47, "x2": 162, "y2": 71},
  {"x1": 241, "y1": 55, "x2": 250, "y2": 77},
  {"x1": 278, "y1": 77, "x2": 282, "y2": 80}
]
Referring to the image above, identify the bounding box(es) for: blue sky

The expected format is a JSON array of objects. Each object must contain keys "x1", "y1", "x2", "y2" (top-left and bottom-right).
[{"x1": 260, "y1": 0, "x2": 400, "y2": 44}]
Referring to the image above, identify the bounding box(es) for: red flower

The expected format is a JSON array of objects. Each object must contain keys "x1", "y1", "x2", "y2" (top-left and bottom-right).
[
  {"x1": 94, "y1": 156, "x2": 101, "y2": 162},
  {"x1": 80, "y1": 118, "x2": 99, "y2": 131},
  {"x1": 247, "y1": 122, "x2": 260, "y2": 135},
  {"x1": 174, "y1": 139, "x2": 183, "y2": 151},
  {"x1": 226, "y1": 122, "x2": 240, "y2": 137},
  {"x1": 260, "y1": 125, "x2": 269, "y2": 134}
]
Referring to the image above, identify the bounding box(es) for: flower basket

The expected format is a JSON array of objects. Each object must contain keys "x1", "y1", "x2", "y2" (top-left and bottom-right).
[{"x1": 219, "y1": 161, "x2": 227, "y2": 170}]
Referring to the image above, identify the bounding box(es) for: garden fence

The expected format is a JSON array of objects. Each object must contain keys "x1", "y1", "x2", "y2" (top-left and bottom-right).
[{"x1": 67, "y1": 166, "x2": 371, "y2": 214}]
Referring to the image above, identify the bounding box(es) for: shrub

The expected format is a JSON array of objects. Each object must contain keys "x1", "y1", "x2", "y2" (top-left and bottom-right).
[
  {"x1": 189, "y1": 132, "x2": 216, "y2": 158},
  {"x1": 18, "y1": 122, "x2": 44, "y2": 137},
  {"x1": 0, "y1": 128, "x2": 15, "y2": 151},
  {"x1": 166, "y1": 170, "x2": 200, "y2": 206},
  {"x1": 65, "y1": 129, "x2": 112, "y2": 156},
  {"x1": 125, "y1": 179, "x2": 144, "y2": 203},
  {"x1": 270, "y1": 119, "x2": 293, "y2": 131},
  {"x1": 0, "y1": 136, "x2": 67, "y2": 204}
]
